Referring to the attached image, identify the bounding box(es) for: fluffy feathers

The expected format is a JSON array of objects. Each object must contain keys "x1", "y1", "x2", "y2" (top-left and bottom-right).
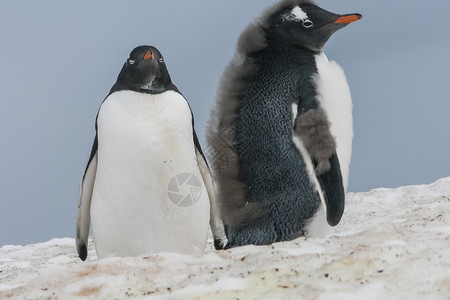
[
  {"x1": 294, "y1": 107, "x2": 337, "y2": 175},
  {"x1": 207, "y1": 0, "x2": 320, "y2": 228},
  {"x1": 207, "y1": 0, "x2": 356, "y2": 246}
]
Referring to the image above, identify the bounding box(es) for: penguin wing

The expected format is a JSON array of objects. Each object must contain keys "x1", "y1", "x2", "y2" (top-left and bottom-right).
[
  {"x1": 193, "y1": 130, "x2": 227, "y2": 250},
  {"x1": 294, "y1": 106, "x2": 345, "y2": 226},
  {"x1": 75, "y1": 134, "x2": 98, "y2": 261},
  {"x1": 314, "y1": 154, "x2": 345, "y2": 226}
]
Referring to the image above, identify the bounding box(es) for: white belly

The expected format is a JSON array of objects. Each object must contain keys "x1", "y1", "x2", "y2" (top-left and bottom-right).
[
  {"x1": 314, "y1": 52, "x2": 354, "y2": 191},
  {"x1": 91, "y1": 90, "x2": 210, "y2": 258}
]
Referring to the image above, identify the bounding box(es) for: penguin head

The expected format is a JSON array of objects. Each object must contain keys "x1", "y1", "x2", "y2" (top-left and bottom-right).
[
  {"x1": 264, "y1": 2, "x2": 362, "y2": 52},
  {"x1": 112, "y1": 46, "x2": 174, "y2": 94}
]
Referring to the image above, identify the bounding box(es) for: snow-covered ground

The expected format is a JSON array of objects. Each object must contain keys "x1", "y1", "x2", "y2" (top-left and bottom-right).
[{"x1": 1, "y1": 178, "x2": 449, "y2": 299}]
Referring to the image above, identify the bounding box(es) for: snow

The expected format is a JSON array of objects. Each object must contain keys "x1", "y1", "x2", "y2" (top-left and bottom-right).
[{"x1": 1, "y1": 178, "x2": 449, "y2": 299}]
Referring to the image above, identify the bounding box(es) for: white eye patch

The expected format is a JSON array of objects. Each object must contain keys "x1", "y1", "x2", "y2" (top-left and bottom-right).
[
  {"x1": 291, "y1": 6, "x2": 309, "y2": 21},
  {"x1": 283, "y1": 6, "x2": 310, "y2": 22}
]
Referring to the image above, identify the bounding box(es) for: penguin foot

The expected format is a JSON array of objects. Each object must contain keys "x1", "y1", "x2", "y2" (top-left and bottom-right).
[{"x1": 213, "y1": 238, "x2": 225, "y2": 250}]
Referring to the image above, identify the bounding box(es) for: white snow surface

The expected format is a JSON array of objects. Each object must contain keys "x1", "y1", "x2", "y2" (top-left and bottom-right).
[{"x1": 1, "y1": 178, "x2": 449, "y2": 299}]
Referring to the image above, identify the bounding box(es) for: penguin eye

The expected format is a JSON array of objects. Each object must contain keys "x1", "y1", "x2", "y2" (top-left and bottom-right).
[
  {"x1": 302, "y1": 19, "x2": 313, "y2": 28},
  {"x1": 127, "y1": 58, "x2": 135, "y2": 65},
  {"x1": 159, "y1": 57, "x2": 164, "y2": 63}
]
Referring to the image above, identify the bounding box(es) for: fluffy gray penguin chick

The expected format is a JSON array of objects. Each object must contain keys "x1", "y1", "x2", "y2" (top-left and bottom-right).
[{"x1": 207, "y1": 0, "x2": 361, "y2": 248}]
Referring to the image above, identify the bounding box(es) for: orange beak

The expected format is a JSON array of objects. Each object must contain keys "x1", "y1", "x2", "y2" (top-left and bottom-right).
[
  {"x1": 334, "y1": 14, "x2": 362, "y2": 24},
  {"x1": 143, "y1": 50, "x2": 154, "y2": 60}
]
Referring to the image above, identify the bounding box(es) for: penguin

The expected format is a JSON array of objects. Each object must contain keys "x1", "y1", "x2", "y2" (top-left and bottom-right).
[
  {"x1": 76, "y1": 46, "x2": 225, "y2": 260},
  {"x1": 207, "y1": 0, "x2": 361, "y2": 248}
]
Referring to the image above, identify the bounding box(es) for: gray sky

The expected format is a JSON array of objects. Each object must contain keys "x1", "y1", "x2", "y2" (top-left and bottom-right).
[{"x1": 1, "y1": 0, "x2": 449, "y2": 246}]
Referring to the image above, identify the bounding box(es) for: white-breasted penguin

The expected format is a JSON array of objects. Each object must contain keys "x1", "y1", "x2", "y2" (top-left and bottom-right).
[
  {"x1": 76, "y1": 46, "x2": 225, "y2": 260},
  {"x1": 207, "y1": 0, "x2": 361, "y2": 248}
]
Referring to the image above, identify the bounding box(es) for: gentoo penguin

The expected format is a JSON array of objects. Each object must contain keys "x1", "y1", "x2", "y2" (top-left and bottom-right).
[
  {"x1": 207, "y1": 0, "x2": 361, "y2": 248},
  {"x1": 76, "y1": 46, "x2": 225, "y2": 260}
]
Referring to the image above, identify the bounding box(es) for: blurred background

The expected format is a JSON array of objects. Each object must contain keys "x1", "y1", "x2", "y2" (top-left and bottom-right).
[{"x1": 1, "y1": 0, "x2": 449, "y2": 246}]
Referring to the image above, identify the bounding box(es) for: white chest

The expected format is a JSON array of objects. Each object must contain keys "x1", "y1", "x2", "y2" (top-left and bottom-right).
[
  {"x1": 91, "y1": 90, "x2": 209, "y2": 258},
  {"x1": 313, "y1": 52, "x2": 354, "y2": 190},
  {"x1": 97, "y1": 90, "x2": 193, "y2": 158}
]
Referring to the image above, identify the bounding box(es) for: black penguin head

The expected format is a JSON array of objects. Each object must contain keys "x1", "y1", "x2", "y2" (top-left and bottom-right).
[
  {"x1": 110, "y1": 46, "x2": 176, "y2": 94},
  {"x1": 265, "y1": 2, "x2": 362, "y2": 52}
]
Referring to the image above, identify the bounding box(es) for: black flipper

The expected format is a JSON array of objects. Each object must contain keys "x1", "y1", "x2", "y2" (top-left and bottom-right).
[
  {"x1": 315, "y1": 153, "x2": 345, "y2": 226},
  {"x1": 76, "y1": 134, "x2": 98, "y2": 261},
  {"x1": 294, "y1": 90, "x2": 345, "y2": 227}
]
